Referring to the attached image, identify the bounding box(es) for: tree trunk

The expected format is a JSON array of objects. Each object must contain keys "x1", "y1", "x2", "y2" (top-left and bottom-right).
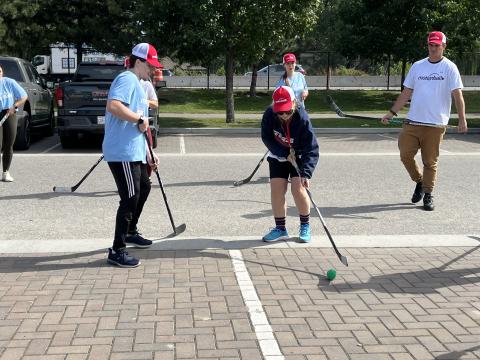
[
  {"x1": 249, "y1": 64, "x2": 258, "y2": 97},
  {"x1": 401, "y1": 58, "x2": 407, "y2": 91},
  {"x1": 225, "y1": 50, "x2": 235, "y2": 123}
]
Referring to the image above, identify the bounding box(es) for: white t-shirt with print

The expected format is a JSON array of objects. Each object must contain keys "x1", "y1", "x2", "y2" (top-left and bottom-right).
[{"x1": 404, "y1": 57, "x2": 463, "y2": 125}]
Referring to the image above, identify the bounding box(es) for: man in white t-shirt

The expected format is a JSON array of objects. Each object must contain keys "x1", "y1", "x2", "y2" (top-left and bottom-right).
[{"x1": 381, "y1": 31, "x2": 467, "y2": 211}]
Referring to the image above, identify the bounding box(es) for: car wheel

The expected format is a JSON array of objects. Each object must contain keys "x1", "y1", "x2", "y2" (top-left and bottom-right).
[{"x1": 14, "y1": 112, "x2": 31, "y2": 150}]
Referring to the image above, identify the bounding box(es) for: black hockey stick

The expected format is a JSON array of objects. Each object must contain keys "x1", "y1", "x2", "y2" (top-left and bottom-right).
[
  {"x1": 290, "y1": 149, "x2": 348, "y2": 266},
  {"x1": 326, "y1": 95, "x2": 457, "y2": 128},
  {"x1": 233, "y1": 150, "x2": 268, "y2": 186},
  {"x1": 53, "y1": 155, "x2": 104, "y2": 193},
  {"x1": 0, "y1": 112, "x2": 9, "y2": 126},
  {"x1": 144, "y1": 132, "x2": 186, "y2": 236},
  {"x1": 326, "y1": 95, "x2": 403, "y2": 124}
]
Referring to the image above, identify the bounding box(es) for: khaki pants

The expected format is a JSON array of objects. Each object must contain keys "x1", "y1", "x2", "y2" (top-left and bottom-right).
[{"x1": 398, "y1": 124, "x2": 446, "y2": 194}]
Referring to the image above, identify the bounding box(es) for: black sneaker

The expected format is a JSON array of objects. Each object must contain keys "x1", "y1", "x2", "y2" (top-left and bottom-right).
[
  {"x1": 411, "y1": 182, "x2": 424, "y2": 203},
  {"x1": 107, "y1": 248, "x2": 140, "y2": 268},
  {"x1": 125, "y1": 231, "x2": 152, "y2": 248},
  {"x1": 423, "y1": 193, "x2": 434, "y2": 211}
]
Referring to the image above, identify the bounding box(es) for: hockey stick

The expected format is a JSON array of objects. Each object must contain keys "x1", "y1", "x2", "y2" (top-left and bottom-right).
[
  {"x1": 289, "y1": 149, "x2": 348, "y2": 266},
  {"x1": 144, "y1": 132, "x2": 186, "y2": 236},
  {"x1": 326, "y1": 95, "x2": 403, "y2": 124},
  {"x1": 53, "y1": 155, "x2": 104, "y2": 193},
  {"x1": 0, "y1": 112, "x2": 9, "y2": 126},
  {"x1": 326, "y1": 95, "x2": 456, "y2": 128},
  {"x1": 233, "y1": 150, "x2": 268, "y2": 186}
]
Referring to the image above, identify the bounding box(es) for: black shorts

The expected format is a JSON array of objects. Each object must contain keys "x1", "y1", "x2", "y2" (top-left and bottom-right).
[{"x1": 268, "y1": 157, "x2": 300, "y2": 179}]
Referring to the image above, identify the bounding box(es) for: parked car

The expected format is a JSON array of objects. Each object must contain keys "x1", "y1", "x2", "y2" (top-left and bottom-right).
[
  {"x1": 244, "y1": 64, "x2": 306, "y2": 77},
  {"x1": 0, "y1": 56, "x2": 54, "y2": 150},
  {"x1": 162, "y1": 69, "x2": 174, "y2": 77},
  {"x1": 56, "y1": 62, "x2": 158, "y2": 148}
]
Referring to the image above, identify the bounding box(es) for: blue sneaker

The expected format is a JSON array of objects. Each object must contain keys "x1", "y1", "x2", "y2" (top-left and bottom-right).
[
  {"x1": 299, "y1": 223, "x2": 311, "y2": 243},
  {"x1": 262, "y1": 228, "x2": 289, "y2": 242}
]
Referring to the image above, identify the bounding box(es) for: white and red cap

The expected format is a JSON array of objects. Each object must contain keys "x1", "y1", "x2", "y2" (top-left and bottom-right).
[
  {"x1": 283, "y1": 53, "x2": 296, "y2": 64},
  {"x1": 132, "y1": 43, "x2": 162, "y2": 67},
  {"x1": 428, "y1": 31, "x2": 446, "y2": 45},
  {"x1": 272, "y1": 86, "x2": 295, "y2": 112}
]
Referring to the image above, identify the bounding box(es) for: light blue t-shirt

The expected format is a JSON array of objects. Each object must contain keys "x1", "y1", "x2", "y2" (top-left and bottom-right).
[
  {"x1": 0, "y1": 77, "x2": 27, "y2": 110},
  {"x1": 102, "y1": 71, "x2": 148, "y2": 162},
  {"x1": 276, "y1": 72, "x2": 308, "y2": 109}
]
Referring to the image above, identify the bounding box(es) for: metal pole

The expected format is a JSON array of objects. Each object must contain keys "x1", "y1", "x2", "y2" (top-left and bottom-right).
[
  {"x1": 387, "y1": 54, "x2": 391, "y2": 91},
  {"x1": 326, "y1": 51, "x2": 331, "y2": 90}
]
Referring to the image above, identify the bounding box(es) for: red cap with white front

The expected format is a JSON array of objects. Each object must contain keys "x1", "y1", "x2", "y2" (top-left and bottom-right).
[
  {"x1": 272, "y1": 86, "x2": 295, "y2": 112},
  {"x1": 132, "y1": 43, "x2": 162, "y2": 67}
]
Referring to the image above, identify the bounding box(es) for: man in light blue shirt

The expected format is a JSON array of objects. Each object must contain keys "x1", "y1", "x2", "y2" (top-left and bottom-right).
[{"x1": 103, "y1": 43, "x2": 162, "y2": 268}]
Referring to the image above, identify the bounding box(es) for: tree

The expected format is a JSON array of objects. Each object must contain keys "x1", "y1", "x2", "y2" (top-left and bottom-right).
[
  {"x1": 0, "y1": 0, "x2": 50, "y2": 59},
  {"x1": 140, "y1": 0, "x2": 321, "y2": 123}
]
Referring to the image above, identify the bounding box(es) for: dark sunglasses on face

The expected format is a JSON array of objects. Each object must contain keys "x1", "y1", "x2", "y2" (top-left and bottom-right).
[{"x1": 276, "y1": 109, "x2": 294, "y2": 116}]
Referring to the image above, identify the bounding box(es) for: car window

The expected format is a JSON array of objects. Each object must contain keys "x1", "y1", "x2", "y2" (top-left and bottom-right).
[
  {"x1": 74, "y1": 64, "x2": 124, "y2": 81},
  {"x1": 275, "y1": 65, "x2": 284, "y2": 73},
  {"x1": 0, "y1": 59, "x2": 25, "y2": 82},
  {"x1": 30, "y1": 65, "x2": 46, "y2": 86},
  {"x1": 23, "y1": 62, "x2": 36, "y2": 82}
]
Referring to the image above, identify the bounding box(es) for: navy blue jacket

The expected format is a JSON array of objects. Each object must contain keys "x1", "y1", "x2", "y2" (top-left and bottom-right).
[{"x1": 261, "y1": 106, "x2": 319, "y2": 179}]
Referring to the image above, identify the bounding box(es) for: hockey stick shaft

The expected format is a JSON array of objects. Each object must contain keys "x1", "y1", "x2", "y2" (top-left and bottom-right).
[
  {"x1": 53, "y1": 155, "x2": 104, "y2": 192},
  {"x1": 0, "y1": 113, "x2": 9, "y2": 126},
  {"x1": 144, "y1": 132, "x2": 184, "y2": 235},
  {"x1": 326, "y1": 95, "x2": 456, "y2": 128},
  {"x1": 233, "y1": 150, "x2": 268, "y2": 186},
  {"x1": 289, "y1": 149, "x2": 348, "y2": 266}
]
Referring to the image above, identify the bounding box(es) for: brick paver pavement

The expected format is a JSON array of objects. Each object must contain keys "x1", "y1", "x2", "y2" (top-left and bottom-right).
[{"x1": 0, "y1": 246, "x2": 479, "y2": 359}]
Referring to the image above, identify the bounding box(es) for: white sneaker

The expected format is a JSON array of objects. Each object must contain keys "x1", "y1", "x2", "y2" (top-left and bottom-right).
[{"x1": 2, "y1": 171, "x2": 14, "y2": 182}]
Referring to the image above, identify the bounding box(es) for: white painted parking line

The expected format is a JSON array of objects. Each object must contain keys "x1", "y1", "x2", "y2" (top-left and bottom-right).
[
  {"x1": 230, "y1": 249, "x2": 284, "y2": 360},
  {"x1": 40, "y1": 142, "x2": 61, "y2": 153},
  {"x1": 179, "y1": 135, "x2": 186, "y2": 154}
]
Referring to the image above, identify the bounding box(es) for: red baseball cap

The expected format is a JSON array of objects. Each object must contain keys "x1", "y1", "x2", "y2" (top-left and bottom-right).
[
  {"x1": 283, "y1": 53, "x2": 296, "y2": 64},
  {"x1": 428, "y1": 31, "x2": 446, "y2": 45},
  {"x1": 132, "y1": 43, "x2": 162, "y2": 67},
  {"x1": 272, "y1": 86, "x2": 295, "y2": 112}
]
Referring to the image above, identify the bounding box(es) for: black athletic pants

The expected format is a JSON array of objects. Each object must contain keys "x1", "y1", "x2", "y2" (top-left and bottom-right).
[
  {"x1": 0, "y1": 109, "x2": 18, "y2": 172},
  {"x1": 108, "y1": 161, "x2": 151, "y2": 250}
]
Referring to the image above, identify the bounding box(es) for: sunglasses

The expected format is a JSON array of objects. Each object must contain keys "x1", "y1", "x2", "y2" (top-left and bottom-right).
[{"x1": 276, "y1": 110, "x2": 294, "y2": 116}]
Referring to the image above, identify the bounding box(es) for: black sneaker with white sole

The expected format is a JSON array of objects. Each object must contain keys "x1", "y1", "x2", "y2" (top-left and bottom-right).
[
  {"x1": 411, "y1": 181, "x2": 424, "y2": 203},
  {"x1": 107, "y1": 248, "x2": 140, "y2": 268},
  {"x1": 423, "y1": 193, "x2": 434, "y2": 211},
  {"x1": 125, "y1": 231, "x2": 152, "y2": 248}
]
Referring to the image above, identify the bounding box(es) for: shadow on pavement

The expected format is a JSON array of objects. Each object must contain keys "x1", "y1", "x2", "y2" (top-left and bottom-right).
[
  {"x1": 0, "y1": 191, "x2": 117, "y2": 201},
  {"x1": 434, "y1": 344, "x2": 480, "y2": 359}
]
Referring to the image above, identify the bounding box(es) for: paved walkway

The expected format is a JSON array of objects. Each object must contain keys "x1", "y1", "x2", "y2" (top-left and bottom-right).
[{"x1": 1, "y1": 243, "x2": 479, "y2": 360}]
